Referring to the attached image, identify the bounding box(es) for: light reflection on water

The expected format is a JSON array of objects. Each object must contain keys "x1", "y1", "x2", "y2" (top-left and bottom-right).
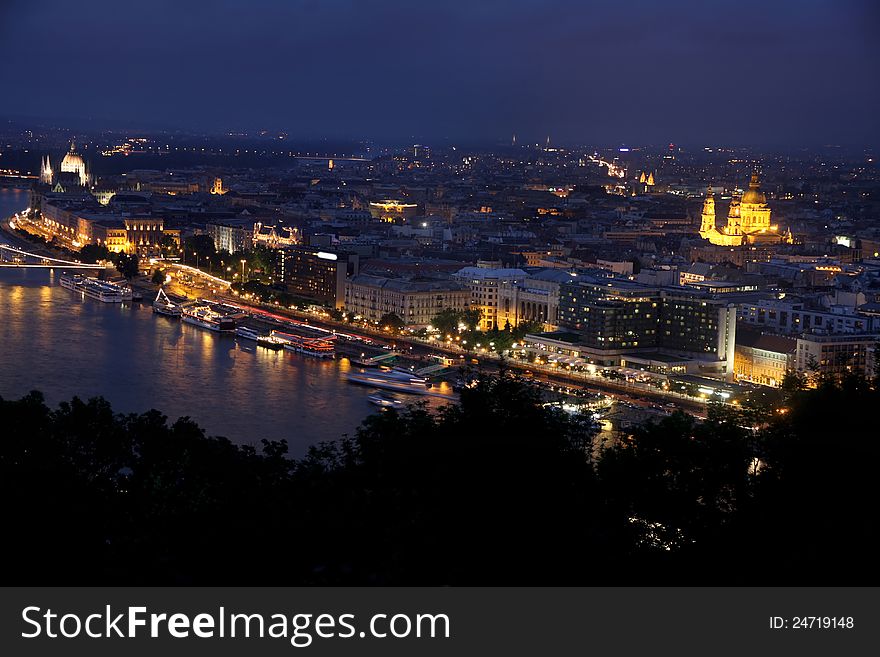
[
  {"x1": 0, "y1": 258, "x2": 454, "y2": 454},
  {"x1": 0, "y1": 270, "x2": 422, "y2": 453},
  {"x1": 0, "y1": 190, "x2": 454, "y2": 453}
]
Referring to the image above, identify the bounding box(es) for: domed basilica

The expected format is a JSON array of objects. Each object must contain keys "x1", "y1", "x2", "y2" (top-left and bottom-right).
[{"x1": 698, "y1": 172, "x2": 792, "y2": 246}]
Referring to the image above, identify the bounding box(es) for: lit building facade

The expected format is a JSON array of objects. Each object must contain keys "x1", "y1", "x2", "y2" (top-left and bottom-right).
[
  {"x1": 496, "y1": 269, "x2": 579, "y2": 330},
  {"x1": 554, "y1": 276, "x2": 738, "y2": 379},
  {"x1": 92, "y1": 220, "x2": 129, "y2": 253},
  {"x1": 795, "y1": 333, "x2": 878, "y2": 381},
  {"x1": 40, "y1": 156, "x2": 53, "y2": 184},
  {"x1": 39, "y1": 198, "x2": 164, "y2": 254},
  {"x1": 59, "y1": 142, "x2": 90, "y2": 187},
  {"x1": 279, "y1": 245, "x2": 359, "y2": 309},
  {"x1": 453, "y1": 266, "x2": 528, "y2": 331},
  {"x1": 123, "y1": 217, "x2": 165, "y2": 256},
  {"x1": 206, "y1": 222, "x2": 253, "y2": 254},
  {"x1": 210, "y1": 177, "x2": 227, "y2": 195},
  {"x1": 368, "y1": 200, "x2": 420, "y2": 223},
  {"x1": 38, "y1": 142, "x2": 90, "y2": 189},
  {"x1": 699, "y1": 173, "x2": 792, "y2": 246},
  {"x1": 344, "y1": 275, "x2": 471, "y2": 328},
  {"x1": 734, "y1": 327, "x2": 797, "y2": 387}
]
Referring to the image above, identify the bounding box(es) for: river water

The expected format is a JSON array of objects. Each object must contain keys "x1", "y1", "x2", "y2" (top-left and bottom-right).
[{"x1": 0, "y1": 188, "x2": 447, "y2": 453}]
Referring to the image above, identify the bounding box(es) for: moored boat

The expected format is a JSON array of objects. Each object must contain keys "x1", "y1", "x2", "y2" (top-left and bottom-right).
[
  {"x1": 236, "y1": 325, "x2": 286, "y2": 349},
  {"x1": 347, "y1": 369, "x2": 430, "y2": 395},
  {"x1": 59, "y1": 272, "x2": 83, "y2": 291},
  {"x1": 367, "y1": 391, "x2": 406, "y2": 409},
  {"x1": 272, "y1": 330, "x2": 336, "y2": 358},
  {"x1": 235, "y1": 325, "x2": 261, "y2": 341},
  {"x1": 256, "y1": 335, "x2": 286, "y2": 350},
  {"x1": 181, "y1": 305, "x2": 236, "y2": 332},
  {"x1": 60, "y1": 273, "x2": 131, "y2": 302},
  {"x1": 152, "y1": 288, "x2": 181, "y2": 317}
]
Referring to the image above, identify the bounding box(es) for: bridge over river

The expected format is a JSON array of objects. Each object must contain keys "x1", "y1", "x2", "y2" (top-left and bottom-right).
[{"x1": 0, "y1": 243, "x2": 104, "y2": 269}]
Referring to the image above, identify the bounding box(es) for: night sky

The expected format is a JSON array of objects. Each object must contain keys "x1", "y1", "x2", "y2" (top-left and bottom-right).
[{"x1": 1, "y1": 0, "x2": 878, "y2": 146}]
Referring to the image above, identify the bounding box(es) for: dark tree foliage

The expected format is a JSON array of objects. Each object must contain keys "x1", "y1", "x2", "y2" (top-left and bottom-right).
[
  {"x1": 378, "y1": 313, "x2": 405, "y2": 332},
  {"x1": 183, "y1": 235, "x2": 216, "y2": 261},
  {"x1": 113, "y1": 253, "x2": 140, "y2": 280},
  {"x1": 78, "y1": 243, "x2": 112, "y2": 264},
  {"x1": 2, "y1": 373, "x2": 878, "y2": 585},
  {"x1": 159, "y1": 234, "x2": 178, "y2": 257},
  {"x1": 431, "y1": 308, "x2": 463, "y2": 336}
]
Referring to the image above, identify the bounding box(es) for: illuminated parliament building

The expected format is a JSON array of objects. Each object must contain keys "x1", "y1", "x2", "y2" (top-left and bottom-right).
[{"x1": 40, "y1": 141, "x2": 91, "y2": 190}]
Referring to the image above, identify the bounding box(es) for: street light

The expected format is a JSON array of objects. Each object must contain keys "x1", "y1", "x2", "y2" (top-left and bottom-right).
[{"x1": 240, "y1": 259, "x2": 247, "y2": 281}]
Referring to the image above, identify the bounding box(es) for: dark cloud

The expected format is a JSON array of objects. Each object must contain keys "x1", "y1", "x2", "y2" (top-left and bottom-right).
[{"x1": 1, "y1": 0, "x2": 877, "y2": 146}]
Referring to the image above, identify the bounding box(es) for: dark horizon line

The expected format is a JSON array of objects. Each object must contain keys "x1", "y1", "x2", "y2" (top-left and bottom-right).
[{"x1": 2, "y1": 113, "x2": 877, "y2": 154}]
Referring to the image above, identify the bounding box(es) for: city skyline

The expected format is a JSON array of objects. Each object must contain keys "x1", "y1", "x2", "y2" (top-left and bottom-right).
[
  {"x1": 2, "y1": 0, "x2": 879, "y2": 147},
  {"x1": 2, "y1": 0, "x2": 880, "y2": 606}
]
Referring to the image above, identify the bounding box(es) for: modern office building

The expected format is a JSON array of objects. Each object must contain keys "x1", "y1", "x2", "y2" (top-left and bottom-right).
[
  {"x1": 795, "y1": 333, "x2": 878, "y2": 380},
  {"x1": 535, "y1": 275, "x2": 738, "y2": 379},
  {"x1": 279, "y1": 245, "x2": 359, "y2": 309}
]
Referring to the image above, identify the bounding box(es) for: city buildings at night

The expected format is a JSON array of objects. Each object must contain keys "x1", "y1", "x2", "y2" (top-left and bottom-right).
[
  {"x1": 530, "y1": 275, "x2": 739, "y2": 379},
  {"x1": 2, "y1": 0, "x2": 880, "y2": 623}
]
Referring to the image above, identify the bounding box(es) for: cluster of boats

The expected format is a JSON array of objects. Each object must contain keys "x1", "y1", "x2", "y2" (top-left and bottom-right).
[
  {"x1": 268, "y1": 329, "x2": 336, "y2": 358},
  {"x1": 152, "y1": 289, "x2": 337, "y2": 358},
  {"x1": 60, "y1": 273, "x2": 133, "y2": 303},
  {"x1": 153, "y1": 289, "x2": 235, "y2": 331},
  {"x1": 70, "y1": 282, "x2": 438, "y2": 410}
]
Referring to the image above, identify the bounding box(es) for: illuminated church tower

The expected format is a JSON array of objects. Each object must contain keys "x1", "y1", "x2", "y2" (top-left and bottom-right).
[
  {"x1": 699, "y1": 172, "x2": 791, "y2": 246},
  {"x1": 40, "y1": 155, "x2": 53, "y2": 184},
  {"x1": 699, "y1": 187, "x2": 716, "y2": 235}
]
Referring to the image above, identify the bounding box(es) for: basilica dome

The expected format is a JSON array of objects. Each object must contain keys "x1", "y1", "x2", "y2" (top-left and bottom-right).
[{"x1": 741, "y1": 172, "x2": 766, "y2": 205}]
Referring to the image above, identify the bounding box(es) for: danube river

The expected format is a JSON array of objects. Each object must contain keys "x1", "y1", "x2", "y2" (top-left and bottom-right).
[{"x1": 0, "y1": 188, "x2": 448, "y2": 453}]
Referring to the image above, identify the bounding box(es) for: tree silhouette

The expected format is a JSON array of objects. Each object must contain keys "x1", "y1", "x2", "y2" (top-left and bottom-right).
[
  {"x1": 2, "y1": 372, "x2": 878, "y2": 585},
  {"x1": 79, "y1": 243, "x2": 111, "y2": 264},
  {"x1": 378, "y1": 312, "x2": 405, "y2": 332},
  {"x1": 114, "y1": 253, "x2": 140, "y2": 280}
]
